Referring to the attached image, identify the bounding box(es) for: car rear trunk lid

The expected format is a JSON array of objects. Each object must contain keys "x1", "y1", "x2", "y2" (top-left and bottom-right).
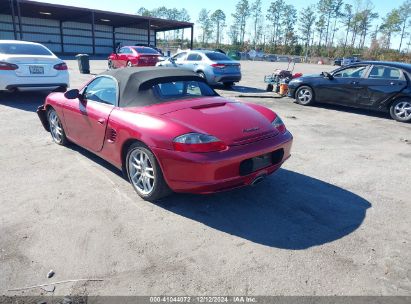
[
  {"x1": 6, "y1": 55, "x2": 60, "y2": 77},
  {"x1": 211, "y1": 60, "x2": 240, "y2": 74},
  {"x1": 138, "y1": 55, "x2": 159, "y2": 65},
  {"x1": 163, "y1": 100, "x2": 277, "y2": 146}
]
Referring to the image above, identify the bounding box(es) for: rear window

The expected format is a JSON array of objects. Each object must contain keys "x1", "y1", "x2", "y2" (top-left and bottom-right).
[
  {"x1": 153, "y1": 81, "x2": 216, "y2": 100},
  {"x1": 0, "y1": 43, "x2": 53, "y2": 55},
  {"x1": 205, "y1": 52, "x2": 232, "y2": 61},
  {"x1": 133, "y1": 47, "x2": 159, "y2": 55}
]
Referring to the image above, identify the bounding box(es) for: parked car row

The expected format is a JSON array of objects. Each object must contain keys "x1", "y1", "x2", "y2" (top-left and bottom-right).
[{"x1": 1, "y1": 40, "x2": 410, "y2": 124}]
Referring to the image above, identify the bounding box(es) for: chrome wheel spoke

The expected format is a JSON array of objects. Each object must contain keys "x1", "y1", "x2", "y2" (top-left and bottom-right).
[
  {"x1": 298, "y1": 89, "x2": 311, "y2": 103},
  {"x1": 48, "y1": 111, "x2": 63, "y2": 142},
  {"x1": 129, "y1": 149, "x2": 155, "y2": 195},
  {"x1": 394, "y1": 102, "x2": 411, "y2": 119}
]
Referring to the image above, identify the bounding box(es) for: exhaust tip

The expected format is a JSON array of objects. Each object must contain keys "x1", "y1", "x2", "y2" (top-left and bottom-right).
[{"x1": 251, "y1": 175, "x2": 266, "y2": 186}]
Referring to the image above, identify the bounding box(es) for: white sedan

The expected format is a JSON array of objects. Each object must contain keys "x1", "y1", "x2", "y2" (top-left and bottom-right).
[{"x1": 0, "y1": 40, "x2": 69, "y2": 92}]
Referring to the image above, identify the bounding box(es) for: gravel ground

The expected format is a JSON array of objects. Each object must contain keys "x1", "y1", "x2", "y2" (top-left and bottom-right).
[{"x1": 0, "y1": 60, "x2": 410, "y2": 297}]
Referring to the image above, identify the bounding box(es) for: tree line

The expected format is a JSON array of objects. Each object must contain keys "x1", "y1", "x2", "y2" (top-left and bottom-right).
[{"x1": 137, "y1": 0, "x2": 411, "y2": 60}]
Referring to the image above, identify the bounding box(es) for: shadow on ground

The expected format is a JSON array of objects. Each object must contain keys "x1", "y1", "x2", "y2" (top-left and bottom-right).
[
  {"x1": 52, "y1": 139, "x2": 372, "y2": 250},
  {"x1": 0, "y1": 91, "x2": 47, "y2": 112},
  {"x1": 154, "y1": 168, "x2": 371, "y2": 249},
  {"x1": 306, "y1": 101, "x2": 392, "y2": 120}
]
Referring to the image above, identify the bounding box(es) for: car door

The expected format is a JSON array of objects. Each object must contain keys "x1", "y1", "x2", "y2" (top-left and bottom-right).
[
  {"x1": 111, "y1": 48, "x2": 122, "y2": 68},
  {"x1": 172, "y1": 51, "x2": 187, "y2": 67},
  {"x1": 316, "y1": 65, "x2": 369, "y2": 105},
  {"x1": 116, "y1": 47, "x2": 130, "y2": 68},
  {"x1": 63, "y1": 76, "x2": 117, "y2": 152},
  {"x1": 357, "y1": 65, "x2": 407, "y2": 107},
  {"x1": 185, "y1": 53, "x2": 202, "y2": 71}
]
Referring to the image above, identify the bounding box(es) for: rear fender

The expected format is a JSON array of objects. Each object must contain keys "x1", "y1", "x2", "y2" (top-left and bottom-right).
[{"x1": 242, "y1": 102, "x2": 277, "y2": 122}]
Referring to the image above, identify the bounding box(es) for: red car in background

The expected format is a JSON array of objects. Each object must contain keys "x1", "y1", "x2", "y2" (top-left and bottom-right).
[
  {"x1": 37, "y1": 68, "x2": 293, "y2": 201},
  {"x1": 108, "y1": 46, "x2": 160, "y2": 69}
]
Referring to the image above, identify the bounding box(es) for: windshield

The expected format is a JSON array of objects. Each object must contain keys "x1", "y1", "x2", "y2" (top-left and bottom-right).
[
  {"x1": 153, "y1": 81, "x2": 217, "y2": 100},
  {"x1": 0, "y1": 43, "x2": 53, "y2": 55},
  {"x1": 205, "y1": 52, "x2": 232, "y2": 61},
  {"x1": 133, "y1": 47, "x2": 160, "y2": 55}
]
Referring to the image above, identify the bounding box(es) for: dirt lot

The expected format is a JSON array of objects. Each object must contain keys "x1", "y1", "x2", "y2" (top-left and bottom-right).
[{"x1": 0, "y1": 61, "x2": 410, "y2": 296}]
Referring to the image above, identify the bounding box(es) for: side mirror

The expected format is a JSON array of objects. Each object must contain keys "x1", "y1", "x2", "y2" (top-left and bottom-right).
[
  {"x1": 64, "y1": 89, "x2": 80, "y2": 99},
  {"x1": 323, "y1": 72, "x2": 334, "y2": 80}
]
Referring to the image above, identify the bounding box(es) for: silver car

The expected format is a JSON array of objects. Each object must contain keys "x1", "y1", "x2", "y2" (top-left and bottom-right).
[{"x1": 156, "y1": 50, "x2": 241, "y2": 87}]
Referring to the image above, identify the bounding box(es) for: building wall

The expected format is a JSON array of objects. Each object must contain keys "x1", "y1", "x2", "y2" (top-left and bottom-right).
[{"x1": 0, "y1": 14, "x2": 155, "y2": 55}]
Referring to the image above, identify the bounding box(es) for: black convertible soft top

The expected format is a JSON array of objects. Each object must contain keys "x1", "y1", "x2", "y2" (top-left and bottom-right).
[{"x1": 100, "y1": 67, "x2": 212, "y2": 107}]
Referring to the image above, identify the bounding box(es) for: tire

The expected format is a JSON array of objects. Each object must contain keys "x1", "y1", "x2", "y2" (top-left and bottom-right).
[
  {"x1": 390, "y1": 98, "x2": 411, "y2": 123},
  {"x1": 197, "y1": 71, "x2": 207, "y2": 83},
  {"x1": 223, "y1": 82, "x2": 234, "y2": 88},
  {"x1": 126, "y1": 142, "x2": 171, "y2": 201},
  {"x1": 47, "y1": 107, "x2": 68, "y2": 146},
  {"x1": 295, "y1": 86, "x2": 315, "y2": 105},
  {"x1": 127, "y1": 61, "x2": 133, "y2": 67},
  {"x1": 108, "y1": 60, "x2": 114, "y2": 69},
  {"x1": 266, "y1": 84, "x2": 273, "y2": 92}
]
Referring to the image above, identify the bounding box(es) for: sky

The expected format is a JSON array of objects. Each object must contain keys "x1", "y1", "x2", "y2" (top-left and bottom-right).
[{"x1": 36, "y1": 0, "x2": 400, "y2": 47}]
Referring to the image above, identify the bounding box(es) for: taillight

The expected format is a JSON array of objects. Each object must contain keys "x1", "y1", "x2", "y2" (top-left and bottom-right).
[
  {"x1": 173, "y1": 133, "x2": 227, "y2": 153},
  {"x1": 0, "y1": 61, "x2": 18, "y2": 70},
  {"x1": 53, "y1": 62, "x2": 68, "y2": 70},
  {"x1": 211, "y1": 63, "x2": 226, "y2": 69},
  {"x1": 272, "y1": 115, "x2": 286, "y2": 133}
]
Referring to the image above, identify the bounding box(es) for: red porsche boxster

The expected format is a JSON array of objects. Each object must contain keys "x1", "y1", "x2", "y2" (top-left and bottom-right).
[{"x1": 37, "y1": 67, "x2": 293, "y2": 200}]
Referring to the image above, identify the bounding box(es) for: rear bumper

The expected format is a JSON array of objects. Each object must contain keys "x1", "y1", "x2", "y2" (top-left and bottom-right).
[
  {"x1": 153, "y1": 131, "x2": 293, "y2": 194},
  {"x1": 212, "y1": 74, "x2": 242, "y2": 84},
  {"x1": 6, "y1": 83, "x2": 68, "y2": 91},
  {"x1": 0, "y1": 70, "x2": 69, "y2": 91},
  {"x1": 37, "y1": 105, "x2": 50, "y2": 131}
]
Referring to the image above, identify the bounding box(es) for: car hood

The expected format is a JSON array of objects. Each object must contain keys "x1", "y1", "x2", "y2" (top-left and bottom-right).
[
  {"x1": 159, "y1": 97, "x2": 278, "y2": 145},
  {"x1": 297, "y1": 73, "x2": 323, "y2": 79}
]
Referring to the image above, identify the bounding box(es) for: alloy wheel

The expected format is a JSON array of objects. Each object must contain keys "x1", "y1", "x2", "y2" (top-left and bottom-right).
[
  {"x1": 128, "y1": 149, "x2": 155, "y2": 195},
  {"x1": 297, "y1": 88, "x2": 312, "y2": 104},
  {"x1": 394, "y1": 101, "x2": 411, "y2": 120},
  {"x1": 48, "y1": 110, "x2": 63, "y2": 143}
]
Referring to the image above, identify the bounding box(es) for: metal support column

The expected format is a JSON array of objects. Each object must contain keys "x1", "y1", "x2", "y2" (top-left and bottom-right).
[
  {"x1": 91, "y1": 11, "x2": 95, "y2": 55},
  {"x1": 112, "y1": 26, "x2": 116, "y2": 51},
  {"x1": 16, "y1": 0, "x2": 23, "y2": 40},
  {"x1": 147, "y1": 20, "x2": 151, "y2": 46},
  {"x1": 59, "y1": 20, "x2": 64, "y2": 53},
  {"x1": 154, "y1": 30, "x2": 157, "y2": 47},
  {"x1": 9, "y1": 0, "x2": 17, "y2": 40},
  {"x1": 190, "y1": 26, "x2": 193, "y2": 50}
]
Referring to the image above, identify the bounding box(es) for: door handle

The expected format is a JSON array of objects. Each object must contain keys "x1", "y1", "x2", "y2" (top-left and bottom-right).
[
  {"x1": 97, "y1": 118, "x2": 105, "y2": 125},
  {"x1": 351, "y1": 81, "x2": 359, "y2": 85},
  {"x1": 390, "y1": 82, "x2": 396, "y2": 85},
  {"x1": 193, "y1": 63, "x2": 198, "y2": 66}
]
